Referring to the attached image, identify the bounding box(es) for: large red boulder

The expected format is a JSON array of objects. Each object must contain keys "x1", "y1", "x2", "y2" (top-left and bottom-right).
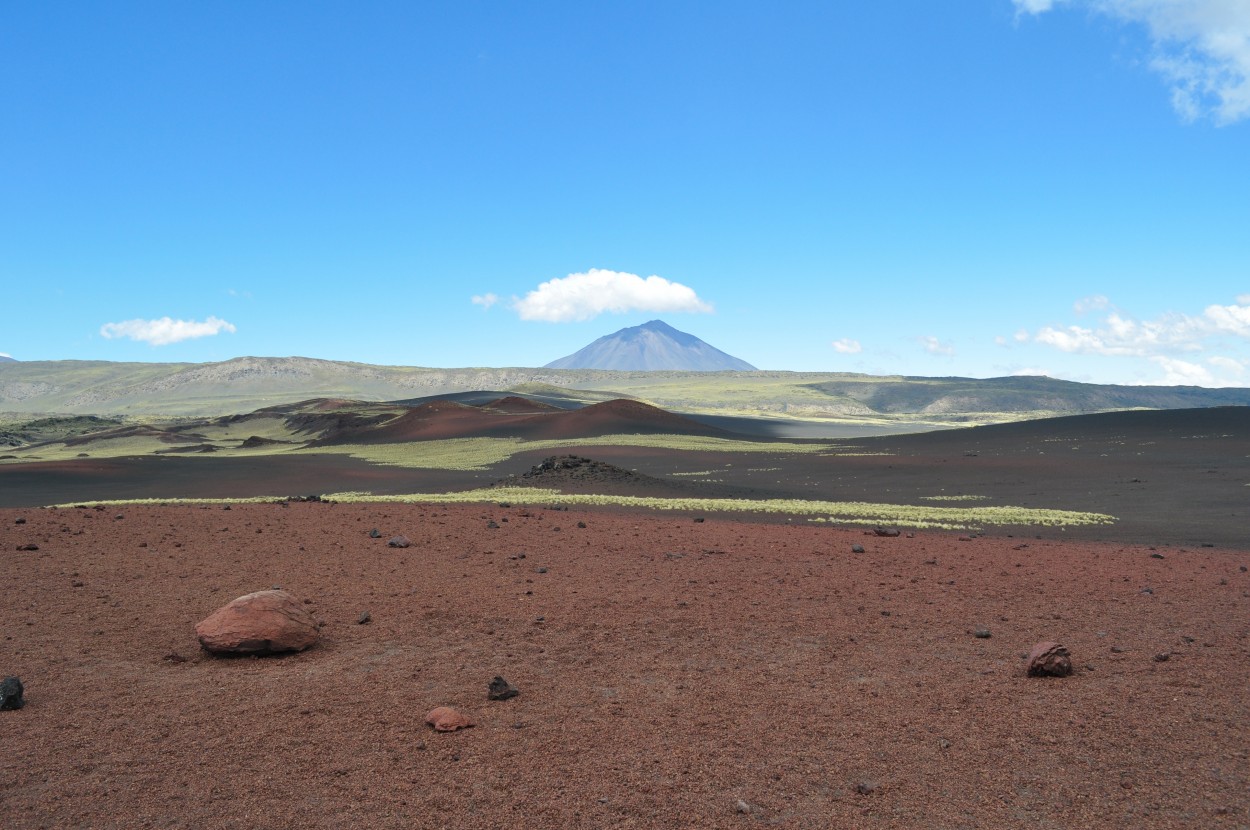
[
  {"x1": 195, "y1": 589, "x2": 320, "y2": 655},
  {"x1": 1025, "y1": 641, "x2": 1073, "y2": 677}
]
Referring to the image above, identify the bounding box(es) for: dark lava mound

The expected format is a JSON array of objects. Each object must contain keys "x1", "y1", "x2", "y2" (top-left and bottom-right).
[
  {"x1": 239, "y1": 435, "x2": 294, "y2": 449},
  {"x1": 519, "y1": 455, "x2": 645, "y2": 487},
  {"x1": 494, "y1": 454, "x2": 763, "y2": 500}
]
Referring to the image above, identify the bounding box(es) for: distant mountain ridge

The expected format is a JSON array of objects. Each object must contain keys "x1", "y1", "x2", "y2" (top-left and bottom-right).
[
  {"x1": 545, "y1": 320, "x2": 756, "y2": 371},
  {"x1": 3, "y1": 355, "x2": 1250, "y2": 422}
]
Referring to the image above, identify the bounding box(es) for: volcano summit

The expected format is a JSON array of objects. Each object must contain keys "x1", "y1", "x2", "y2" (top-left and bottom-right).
[{"x1": 544, "y1": 320, "x2": 756, "y2": 371}]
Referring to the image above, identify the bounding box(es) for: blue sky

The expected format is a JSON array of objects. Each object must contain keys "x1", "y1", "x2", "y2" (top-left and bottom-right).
[{"x1": 2, "y1": 1, "x2": 1248, "y2": 386}]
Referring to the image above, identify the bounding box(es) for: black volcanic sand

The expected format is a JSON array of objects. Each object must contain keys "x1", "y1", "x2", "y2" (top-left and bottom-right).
[
  {"x1": 1, "y1": 407, "x2": 1247, "y2": 547},
  {"x1": 0, "y1": 455, "x2": 483, "y2": 507}
]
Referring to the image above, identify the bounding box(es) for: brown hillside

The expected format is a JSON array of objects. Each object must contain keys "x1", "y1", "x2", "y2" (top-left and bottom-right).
[
  {"x1": 481, "y1": 395, "x2": 563, "y2": 414},
  {"x1": 315, "y1": 398, "x2": 729, "y2": 445},
  {"x1": 521, "y1": 398, "x2": 727, "y2": 440}
]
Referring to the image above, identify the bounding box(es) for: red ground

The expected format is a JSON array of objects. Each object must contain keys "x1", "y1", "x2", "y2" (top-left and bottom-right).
[{"x1": 2, "y1": 502, "x2": 1247, "y2": 829}]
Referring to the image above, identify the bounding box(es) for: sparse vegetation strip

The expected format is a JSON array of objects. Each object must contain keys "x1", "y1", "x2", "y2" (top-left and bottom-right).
[
  {"x1": 306, "y1": 434, "x2": 847, "y2": 470},
  {"x1": 318, "y1": 487, "x2": 1116, "y2": 529},
  {"x1": 45, "y1": 488, "x2": 1114, "y2": 529}
]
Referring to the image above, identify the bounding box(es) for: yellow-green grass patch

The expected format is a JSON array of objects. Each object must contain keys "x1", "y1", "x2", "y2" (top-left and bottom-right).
[
  {"x1": 46, "y1": 487, "x2": 1115, "y2": 531},
  {"x1": 303, "y1": 434, "x2": 846, "y2": 471},
  {"x1": 317, "y1": 487, "x2": 1116, "y2": 531}
]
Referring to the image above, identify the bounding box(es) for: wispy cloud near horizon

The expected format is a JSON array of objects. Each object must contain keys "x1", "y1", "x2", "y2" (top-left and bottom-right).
[
  {"x1": 1014, "y1": 0, "x2": 1250, "y2": 124},
  {"x1": 920, "y1": 336, "x2": 956, "y2": 356},
  {"x1": 513, "y1": 268, "x2": 713, "y2": 322},
  {"x1": 99, "y1": 316, "x2": 237, "y2": 346},
  {"x1": 1028, "y1": 296, "x2": 1250, "y2": 357}
]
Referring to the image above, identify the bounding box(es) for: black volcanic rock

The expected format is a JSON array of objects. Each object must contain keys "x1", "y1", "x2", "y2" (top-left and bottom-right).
[{"x1": 544, "y1": 320, "x2": 756, "y2": 371}]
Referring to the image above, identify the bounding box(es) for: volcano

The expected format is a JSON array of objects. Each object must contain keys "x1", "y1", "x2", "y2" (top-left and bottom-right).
[{"x1": 544, "y1": 320, "x2": 756, "y2": 371}]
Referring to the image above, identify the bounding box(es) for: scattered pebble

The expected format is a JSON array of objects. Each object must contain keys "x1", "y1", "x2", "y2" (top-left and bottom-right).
[
  {"x1": 1150, "y1": 552, "x2": 1165, "y2": 559},
  {"x1": 851, "y1": 544, "x2": 865, "y2": 554},
  {"x1": 1153, "y1": 651, "x2": 1171, "y2": 662},
  {"x1": 855, "y1": 780, "x2": 879, "y2": 795},
  {"x1": 387, "y1": 536, "x2": 411, "y2": 548},
  {"x1": 487, "y1": 675, "x2": 519, "y2": 701},
  {"x1": 368, "y1": 528, "x2": 381, "y2": 538},
  {"x1": 15, "y1": 544, "x2": 38, "y2": 551},
  {"x1": 0, "y1": 676, "x2": 25, "y2": 710},
  {"x1": 973, "y1": 626, "x2": 991, "y2": 639},
  {"x1": 356, "y1": 611, "x2": 372, "y2": 625},
  {"x1": 14, "y1": 517, "x2": 26, "y2": 524}
]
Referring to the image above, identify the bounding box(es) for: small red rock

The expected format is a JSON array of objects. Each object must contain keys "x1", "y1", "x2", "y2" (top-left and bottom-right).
[
  {"x1": 195, "y1": 589, "x2": 320, "y2": 655},
  {"x1": 425, "y1": 706, "x2": 474, "y2": 732},
  {"x1": 1026, "y1": 641, "x2": 1073, "y2": 677}
]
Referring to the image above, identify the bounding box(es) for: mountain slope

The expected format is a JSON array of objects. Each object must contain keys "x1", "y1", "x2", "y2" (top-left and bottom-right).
[
  {"x1": 545, "y1": 320, "x2": 757, "y2": 371},
  {"x1": 4, "y1": 357, "x2": 1250, "y2": 423}
]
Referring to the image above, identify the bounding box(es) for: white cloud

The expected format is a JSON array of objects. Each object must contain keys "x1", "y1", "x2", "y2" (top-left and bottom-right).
[
  {"x1": 1208, "y1": 354, "x2": 1247, "y2": 373},
  {"x1": 1016, "y1": 0, "x2": 1250, "y2": 124},
  {"x1": 1030, "y1": 296, "x2": 1250, "y2": 357},
  {"x1": 1204, "y1": 300, "x2": 1250, "y2": 335},
  {"x1": 1074, "y1": 294, "x2": 1110, "y2": 314},
  {"x1": 1149, "y1": 355, "x2": 1215, "y2": 385},
  {"x1": 1033, "y1": 310, "x2": 1207, "y2": 355},
  {"x1": 1013, "y1": 0, "x2": 1068, "y2": 12},
  {"x1": 831, "y1": 338, "x2": 862, "y2": 354},
  {"x1": 0, "y1": 352, "x2": 10, "y2": 358},
  {"x1": 471, "y1": 293, "x2": 499, "y2": 310},
  {"x1": 513, "y1": 268, "x2": 713, "y2": 322},
  {"x1": 99, "y1": 316, "x2": 236, "y2": 346},
  {"x1": 919, "y1": 336, "x2": 956, "y2": 356},
  {"x1": 1011, "y1": 367, "x2": 1055, "y2": 376},
  {"x1": 1144, "y1": 354, "x2": 1249, "y2": 386}
]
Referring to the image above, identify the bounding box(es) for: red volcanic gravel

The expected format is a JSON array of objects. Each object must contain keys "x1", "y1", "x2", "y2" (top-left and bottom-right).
[{"x1": 2, "y1": 502, "x2": 1248, "y2": 828}]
